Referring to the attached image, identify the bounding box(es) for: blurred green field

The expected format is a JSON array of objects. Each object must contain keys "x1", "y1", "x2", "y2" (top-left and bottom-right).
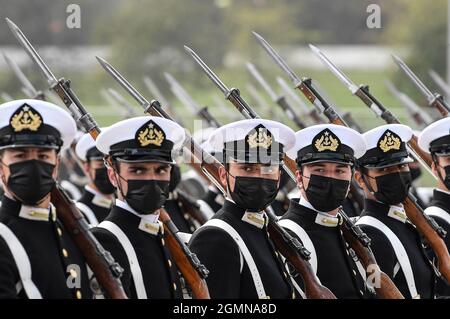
[{"x1": 0, "y1": 67, "x2": 439, "y2": 187}]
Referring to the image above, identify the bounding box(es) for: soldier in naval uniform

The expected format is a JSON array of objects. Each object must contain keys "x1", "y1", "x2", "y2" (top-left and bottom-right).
[
  {"x1": 75, "y1": 131, "x2": 115, "y2": 226},
  {"x1": 279, "y1": 124, "x2": 373, "y2": 298},
  {"x1": 92, "y1": 116, "x2": 186, "y2": 298},
  {"x1": 0, "y1": 99, "x2": 92, "y2": 299},
  {"x1": 189, "y1": 119, "x2": 296, "y2": 299},
  {"x1": 355, "y1": 124, "x2": 436, "y2": 299},
  {"x1": 418, "y1": 117, "x2": 450, "y2": 297}
]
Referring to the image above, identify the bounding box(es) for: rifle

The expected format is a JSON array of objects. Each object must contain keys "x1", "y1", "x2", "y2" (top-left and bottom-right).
[
  {"x1": 245, "y1": 83, "x2": 276, "y2": 118},
  {"x1": 97, "y1": 56, "x2": 218, "y2": 299},
  {"x1": 0, "y1": 92, "x2": 13, "y2": 102},
  {"x1": 429, "y1": 69, "x2": 450, "y2": 99},
  {"x1": 309, "y1": 43, "x2": 450, "y2": 283},
  {"x1": 246, "y1": 62, "x2": 307, "y2": 129},
  {"x1": 277, "y1": 76, "x2": 322, "y2": 125},
  {"x1": 6, "y1": 18, "x2": 127, "y2": 299},
  {"x1": 106, "y1": 87, "x2": 139, "y2": 118},
  {"x1": 2, "y1": 51, "x2": 46, "y2": 100},
  {"x1": 185, "y1": 45, "x2": 344, "y2": 299},
  {"x1": 385, "y1": 81, "x2": 432, "y2": 128},
  {"x1": 253, "y1": 32, "x2": 405, "y2": 298},
  {"x1": 392, "y1": 55, "x2": 450, "y2": 117},
  {"x1": 164, "y1": 72, "x2": 221, "y2": 128}
]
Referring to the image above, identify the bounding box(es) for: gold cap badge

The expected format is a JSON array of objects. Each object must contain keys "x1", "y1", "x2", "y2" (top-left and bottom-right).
[
  {"x1": 247, "y1": 125, "x2": 273, "y2": 149},
  {"x1": 378, "y1": 130, "x2": 401, "y2": 153},
  {"x1": 136, "y1": 121, "x2": 165, "y2": 147},
  {"x1": 10, "y1": 104, "x2": 43, "y2": 132},
  {"x1": 313, "y1": 129, "x2": 340, "y2": 152}
]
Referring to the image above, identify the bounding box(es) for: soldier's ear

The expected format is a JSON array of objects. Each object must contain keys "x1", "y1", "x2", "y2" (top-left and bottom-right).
[
  {"x1": 218, "y1": 165, "x2": 228, "y2": 188},
  {"x1": 295, "y1": 169, "x2": 303, "y2": 190},
  {"x1": 107, "y1": 166, "x2": 118, "y2": 188},
  {"x1": 354, "y1": 170, "x2": 365, "y2": 189}
]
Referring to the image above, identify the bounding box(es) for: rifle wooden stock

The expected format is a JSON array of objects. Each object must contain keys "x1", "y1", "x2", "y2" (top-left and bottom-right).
[
  {"x1": 431, "y1": 98, "x2": 449, "y2": 117},
  {"x1": 50, "y1": 185, "x2": 128, "y2": 299},
  {"x1": 403, "y1": 196, "x2": 450, "y2": 282},
  {"x1": 159, "y1": 209, "x2": 210, "y2": 299},
  {"x1": 339, "y1": 220, "x2": 404, "y2": 299},
  {"x1": 266, "y1": 219, "x2": 336, "y2": 299},
  {"x1": 176, "y1": 189, "x2": 209, "y2": 225}
]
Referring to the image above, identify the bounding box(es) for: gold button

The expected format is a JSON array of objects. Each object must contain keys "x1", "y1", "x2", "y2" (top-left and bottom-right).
[
  {"x1": 168, "y1": 260, "x2": 172, "y2": 268},
  {"x1": 183, "y1": 214, "x2": 189, "y2": 220},
  {"x1": 57, "y1": 228, "x2": 63, "y2": 237},
  {"x1": 178, "y1": 202, "x2": 183, "y2": 208},
  {"x1": 62, "y1": 249, "x2": 68, "y2": 258},
  {"x1": 173, "y1": 283, "x2": 177, "y2": 291},
  {"x1": 69, "y1": 268, "x2": 78, "y2": 278},
  {"x1": 76, "y1": 290, "x2": 82, "y2": 299}
]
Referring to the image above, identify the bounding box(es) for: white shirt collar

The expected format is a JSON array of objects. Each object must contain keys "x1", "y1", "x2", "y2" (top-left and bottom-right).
[
  {"x1": 225, "y1": 198, "x2": 267, "y2": 228},
  {"x1": 387, "y1": 204, "x2": 408, "y2": 223},
  {"x1": 436, "y1": 188, "x2": 450, "y2": 196},
  {"x1": 115, "y1": 199, "x2": 160, "y2": 224},
  {"x1": 299, "y1": 196, "x2": 340, "y2": 227},
  {"x1": 115, "y1": 199, "x2": 162, "y2": 236},
  {"x1": 85, "y1": 185, "x2": 113, "y2": 209},
  {"x1": 18, "y1": 203, "x2": 56, "y2": 222}
]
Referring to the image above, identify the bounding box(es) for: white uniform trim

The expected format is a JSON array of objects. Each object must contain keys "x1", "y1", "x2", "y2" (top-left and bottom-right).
[
  {"x1": 278, "y1": 219, "x2": 318, "y2": 275},
  {"x1": 97, "y1": 221, "x2": 147, "y2": 299},
  {"x1": 357, "y1": 216, "x2": 419, "y2": 299},
  {"x1": 201, "y1": 219, "x2": 267, "y2": 298},
  {"x1": 0, "y1": 223, "x2": 42, "y2": 299},
  {"x1": 425, "y1": 206, "x2": 450, "y2": 227},
  {"x1": 196, "y1": 200, "x2": 215, "y2": 220},
  {"x1": 75, "y1": 202, "x2": 98, "y2": 226}
]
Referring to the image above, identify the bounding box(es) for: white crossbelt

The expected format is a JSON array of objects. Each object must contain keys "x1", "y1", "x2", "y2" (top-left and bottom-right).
[
  {"x1": 0, "y1": 223, "x2": 42, "y2": 299},
  {"x1": 425, "y1": 206, "x2": 450, "y2": 226},
  {"x1": 97, "y1": 221, "x2": 147, "y2": 299},
  {"x1": 356, "y1": 216, "x2": 419, "y2": 299},
  {"x1": 76, "y1": 202, "x2": 99, "y2": 226},
  {"x1": 201, "y1": 218, "x2": 267, "y2": 298}
]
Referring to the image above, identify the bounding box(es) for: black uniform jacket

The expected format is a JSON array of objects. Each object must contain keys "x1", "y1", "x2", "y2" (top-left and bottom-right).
[
  {"x1": 281, "y1": 198, "x2": 371, "y2": 299},
  {"x1": 0, "y1": 195, "x2": 92, "y2": 299},
  {"x1": 359, "y1": 199, "x2": 436, "y2": 299},
  {"x1": 92, "y1": 203, "x2": 183, "y2": 299},
  {"x1": 189, "y1": 200, "x2": 295, "y2": 299}
]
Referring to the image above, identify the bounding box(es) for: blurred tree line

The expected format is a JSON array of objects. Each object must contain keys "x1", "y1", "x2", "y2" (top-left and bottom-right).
[{"x1": 0, "y1": 0, "x2": 447, "y2": 104}]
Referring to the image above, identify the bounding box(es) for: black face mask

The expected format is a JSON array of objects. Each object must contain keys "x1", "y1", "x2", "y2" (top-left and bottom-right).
[
  {"x1": 93, "y1": 167, "x2": 115, "y2": 195},
  {"x1": 304, "y1": 174, "x2": 350, "y2": 212},
  {"x1": 410, "y1": 167, "x2": 422, "y2": 182},
  {"x1": 5, "y1": 160, "x2": 56, "y2": 206},
  {"x1": 437, "y1": 165, "x2": 450, "y2": 190},
  {"x1": 228, "y1": 175, "x2": 279, "y2": 212},
  {"x1": 169, "y1": 165, "x2": 181, "y2": 193},
  {"x1": 367, "y1": 171, "x2": 412, "y2": 205},
  {"x1": 125, "y1": 179, "x2": 169, "y2": 214}
]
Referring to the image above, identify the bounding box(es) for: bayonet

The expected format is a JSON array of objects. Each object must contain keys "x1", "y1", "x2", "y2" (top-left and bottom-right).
[
  {"x1": 164, "y1": 72, "x2": 220, "y2": 127},
  {"x1": 253, "y1": 32, "x2": 346, "y2": 125},
  {"x1": 107, "y1": 88, "x2": 139, "y2": 118},
  {"x1": 309, "y1": 43, "x2": 434, "y2": 177},
  {"x1": 6, "y1": 18, "x2": 98, "y2": 137},
  {"x1": 0, "y1": 92, "x2": 13, "y2": 102},
  {"x1": 392, "y1": 54, "x2": 450, "y2": 117},
  {"x1": 2, "y1": 51, "x2": 45, "y2": 100},
  {"x1": 246, "y1": 62, "x2": 306, "y2": 129},
  {"x1": 184, "y1": 45, "x2": 298, "y2": 182},
  {"x1": 429, "y1": 69, "x2": 450, "y2": 99},
  {"x1": 386, "y1": 81, "x2": 432, "y2": 127}
]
